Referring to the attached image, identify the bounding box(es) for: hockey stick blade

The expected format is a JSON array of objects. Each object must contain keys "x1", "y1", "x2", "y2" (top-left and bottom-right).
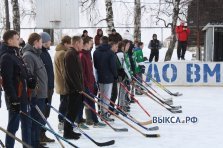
[
  {"x1": 172, "y1": 92, "x2": 183, "y2": 96},
  {"x1": 170, "y1": 105, "x2": 182, "y2": 110},
  {"x1": 169, "y1": 109, "x2": 182, "y2": 113},
  {"x1": 144, "y1": 133, "x2": 160, "y2": 138},
  {"x1": 113, "y1": 128, "x2": 128, "y2": 132},
  {"x1": 147, "y1": 126, "x2": 159, "y2": 131},
  {"x1": 94, "y1": 140, "x2": 115, "y2": 147},
  {"x1": 164, "y1": 99, "x2": 173, "y2": 105}
]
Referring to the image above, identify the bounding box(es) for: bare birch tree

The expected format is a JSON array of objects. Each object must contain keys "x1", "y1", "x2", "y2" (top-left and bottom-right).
[
  {"x1": 4, "y1": 0, "x2": 10, "y2": 30},
  {"x1": 134, "y1": 0, "x2": 141, "y2": 42},
  {"x1": 105, "y1": 0, "x2": 115, "y2": 32},
  {"x1": 11, "y1": 0, "x2": 20, "y2": 34}
]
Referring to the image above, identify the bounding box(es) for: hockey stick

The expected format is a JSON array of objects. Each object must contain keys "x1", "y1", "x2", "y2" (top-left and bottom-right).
[
  {"x1": 93, "y1": 92, "x2": 158, "y2": 131},
  {"x1": 132, "y1": 77, "x2": 182, "y2": 110},
  {"x1": 83, "y1": 101, "x2": 128, "y2": 132},
  {"x1": 98, "y1": 92, "x2": 154, "y2": 128},
  {"x1": 47, "y1": 103, "x2": 115, "y2": 147},
  {"x1": 35, "y1": 105, "x2": 65, "y2": 148},
  {"x1": 134, "y1": 86, "x2": 182, "y2": 114},
  {"x1": 0, "y1": 139, "x2": 5, "y2": 148},
  {"x1": 98, "y1": 91, "x2": 152, "y2": 126},
  {"x1": 144, "y1": 73, "x2": 182, "y2": 96},
  {"x1": 135, "y1": 75, "x2": 173, "y2": 104},
  {"x1": 81, "y1": 91, "x2": 160, "y2": 138},
  {"x1": 20, "y1": 111, "x2": 78, "y2": 148},
  {"x1": 0, "y1": 126, "x2": 32, "y2": 148},
  {"x1": 119, "y1": 82, "x2": 152, "y2": 117}
]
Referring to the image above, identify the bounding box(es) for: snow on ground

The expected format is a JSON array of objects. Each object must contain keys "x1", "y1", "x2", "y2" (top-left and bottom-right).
[
  {"x1": 0, "y1": 47, "x2": 222, "y2": 148},
  {"x1": 1, "y1": 86, "x2": 223, "y2": 148}
]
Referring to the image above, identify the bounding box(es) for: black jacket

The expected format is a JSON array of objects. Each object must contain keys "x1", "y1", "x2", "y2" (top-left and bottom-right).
[
  {"x1": 93, "y1": 44, "x2": 118, "y2": 84},
  {"x1": 64, "y1": 48, "x2": 84, "y2": 93},
  {"x1": 0, "y1": 43, "x2": 28, "y2": 108},
  {"x1": 40, "y1": 47, "x2": 54, "y2": 89}
]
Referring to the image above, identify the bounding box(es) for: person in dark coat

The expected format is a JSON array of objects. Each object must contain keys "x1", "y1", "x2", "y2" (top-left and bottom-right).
[
  {"x1": 108, "y1": 29, "x2": 122, "y2": 43},
  {"x1": 148, "y1": 34, "x2": 162, "y2": 62},
  {"x1": 0, "y1": 30, "x2": 32, "y2": 148},
  {"x1": 63, "y1": 36, "x2": 84, "y2": 139},
  {"x1": 81, "y1": 30, "x2": 88, "y2": 38},
  {"x1": 93, "y1": 36, "x2": 118, "y2": 121},
  {"x1": 39, "y1": 32, "x2": 55, "y2": 143},
  {"x1": 94, "y1": 28, "x2": 103, "y2": 48}
]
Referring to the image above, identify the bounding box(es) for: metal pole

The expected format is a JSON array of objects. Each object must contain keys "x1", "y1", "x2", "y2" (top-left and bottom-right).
[{"x1": 196, "y1": 0, "x2": 201, "y2": 60}]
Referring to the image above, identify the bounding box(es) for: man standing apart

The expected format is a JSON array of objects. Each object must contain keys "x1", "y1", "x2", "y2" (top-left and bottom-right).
[{"x1": 176, "y1": 21, "x2": 190, "y2": 60}]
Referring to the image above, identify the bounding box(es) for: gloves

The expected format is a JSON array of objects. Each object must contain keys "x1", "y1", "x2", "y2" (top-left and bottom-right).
[
  {"x1": 139, "y1": 65, "x2": 146, "y2": 74},
  {"x1": 27, "y1": 74, "x2": 37, "y2": 89},
  {"x1": 9, "y1": 100, "x2": 20, "y2": 112},
  {"x1": 143, "y1": 57, "x2": 148, "y2": 61}
]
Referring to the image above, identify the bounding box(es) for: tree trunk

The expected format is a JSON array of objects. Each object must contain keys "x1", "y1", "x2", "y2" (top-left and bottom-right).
[
  {"x1": 164, "y1": 0, "x2": 181, "y2": 61},
  {"x1": 105, "y1": 0, "x2": 114, "y2": 32},
  {"x1": 134, "y1": 0, "x2": 141, "y2": 42},
  {"x1": 4, "y1": 0, "x2": 10, "y2": 30},
  {"x1": 11, "y1": 0, "x2": 20, "y2": 34}
]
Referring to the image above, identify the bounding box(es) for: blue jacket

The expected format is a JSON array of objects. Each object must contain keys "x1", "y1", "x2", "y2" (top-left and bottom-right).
[
  {"x1": 40, "y1": 47, "x2": 54, "y2": 89},
  {"x1": 93, "y1": 44, "x2": 118, "y2": 84}
]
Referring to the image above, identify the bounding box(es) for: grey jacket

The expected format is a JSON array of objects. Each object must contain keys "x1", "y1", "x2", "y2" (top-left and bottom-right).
[{"x1": 22, "y1": 43, "x2": 48, "y2": 99}]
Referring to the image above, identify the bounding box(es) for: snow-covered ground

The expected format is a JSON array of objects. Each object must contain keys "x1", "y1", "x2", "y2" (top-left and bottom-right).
[
  {"x1": 1, "y1": 86, "x2": 223, "y2": 148},
  {"x1": 1, "y1": 47, "x2": 222, "y2": 148}
]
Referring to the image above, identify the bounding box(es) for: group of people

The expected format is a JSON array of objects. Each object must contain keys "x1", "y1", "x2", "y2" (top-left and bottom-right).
[{"x1": 0, "y1": 24, "x2": 190, "y2": 148}]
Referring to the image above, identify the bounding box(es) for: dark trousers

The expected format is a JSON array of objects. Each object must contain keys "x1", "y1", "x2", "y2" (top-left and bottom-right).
[
  {"x1": 64, "y1": 92, "x2": 82, "y2": 136},
  {"x1": 30, "y1": 98, "x2": 46, "y2": 147},
  {"x1": 5, "y1": 101, "x2": 32, "y2": 148},
  {"x1": 177, "y1": 41, "x2": 187, "y2": 59},
  {"x1": 110, "y1": 81, "x2": 118, "y2": 111},
  {"x1": 149, "y1": 51, "x2": 159, "y2": 62},
  {"x1": 41, "y1": 89, "x2": 54, "y2": 134},
  {"x1": 58, "y1": 94, "x2": 68, "y2": 122}
]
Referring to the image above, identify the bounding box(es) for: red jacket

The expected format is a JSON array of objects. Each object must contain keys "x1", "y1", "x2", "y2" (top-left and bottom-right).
[
  {"x1": 175, "y1": 25, "x2": 190, "y2": 42},
  {"x1": 94, "y1": 29, "x2": 103, "y2": 46},
  {"x1": 79, "y1": 49, "x2": 95, "y2": 92}
]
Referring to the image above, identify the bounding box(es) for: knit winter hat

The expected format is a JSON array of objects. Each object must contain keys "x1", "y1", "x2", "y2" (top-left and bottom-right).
[{"x1": 39, "y1": 32, "x2": 51, "y2": 43}]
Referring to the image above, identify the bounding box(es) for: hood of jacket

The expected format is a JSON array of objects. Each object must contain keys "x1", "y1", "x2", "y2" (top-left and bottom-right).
[
  {"x1": 97, "y1": 44, "x2": 111, "y2": 52},
  {"x1": 55, "y1": 43, "x2": 67, "y2": 52},
  {"x1": 22, "y1": 43, "x2": 42, "y2": 55},
  {"x1": 97, "y1": 29, "x2": 103, "y2": 36}
]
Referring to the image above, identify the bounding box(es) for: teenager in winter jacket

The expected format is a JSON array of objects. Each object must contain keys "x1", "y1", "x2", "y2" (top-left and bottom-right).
[
  {"x1": 39, "y1": 32, "x2": 55, "y2": 143},
  {"x1": 63, "y1": 36, "x2": 84, "y2": 140},
  {"x1": 79, "y1": 37, "x2": 106, "y2": 128},
  {"x1": 94, "y1": 29, "x2": 103, "y2": 48},
  {"x1": 22, "y1": 33, "x2": 48, "y2": 148},
  {"x1": 0, "y1": 30, "x2": 32, "y2": 148},
  {"x1": 148, "y1": 34, "x2": 162, "y2": 62},
  {"x1": 176, "y1": 22, "x2": 190, "y2": 60},
  {"x1": 54, "y1": 35, "x2": 71, "y2": 131},
  {"x1": 133, "y1": 41, "x2": 146, "y2": 95},
  {"x1": 93, "y1": 36, "x2": 117, "y2": 121}
]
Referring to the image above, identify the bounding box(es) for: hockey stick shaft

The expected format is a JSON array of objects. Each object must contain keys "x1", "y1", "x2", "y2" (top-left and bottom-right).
[
  {"x1": 0, "y1": 126, "x2": 32, "y2": 148},
  {"x1": 47, "y1": 103, "x2": 115, "y2": 147},
  {"x1": 82, "y1": 91, "x2": 159, "y2": 137},
  {"x1": 35, "y1": 105, "x2": 65, "y2": 148},
  {"x1": 20, "y1": 111, "x2": 78, "y2": 148},
  {"x1": 119, "y1": 82, "x2": 151, "y2": 117},
  {"x1": 83, "y1": 101, "x2": 128, "y2": 132}
]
